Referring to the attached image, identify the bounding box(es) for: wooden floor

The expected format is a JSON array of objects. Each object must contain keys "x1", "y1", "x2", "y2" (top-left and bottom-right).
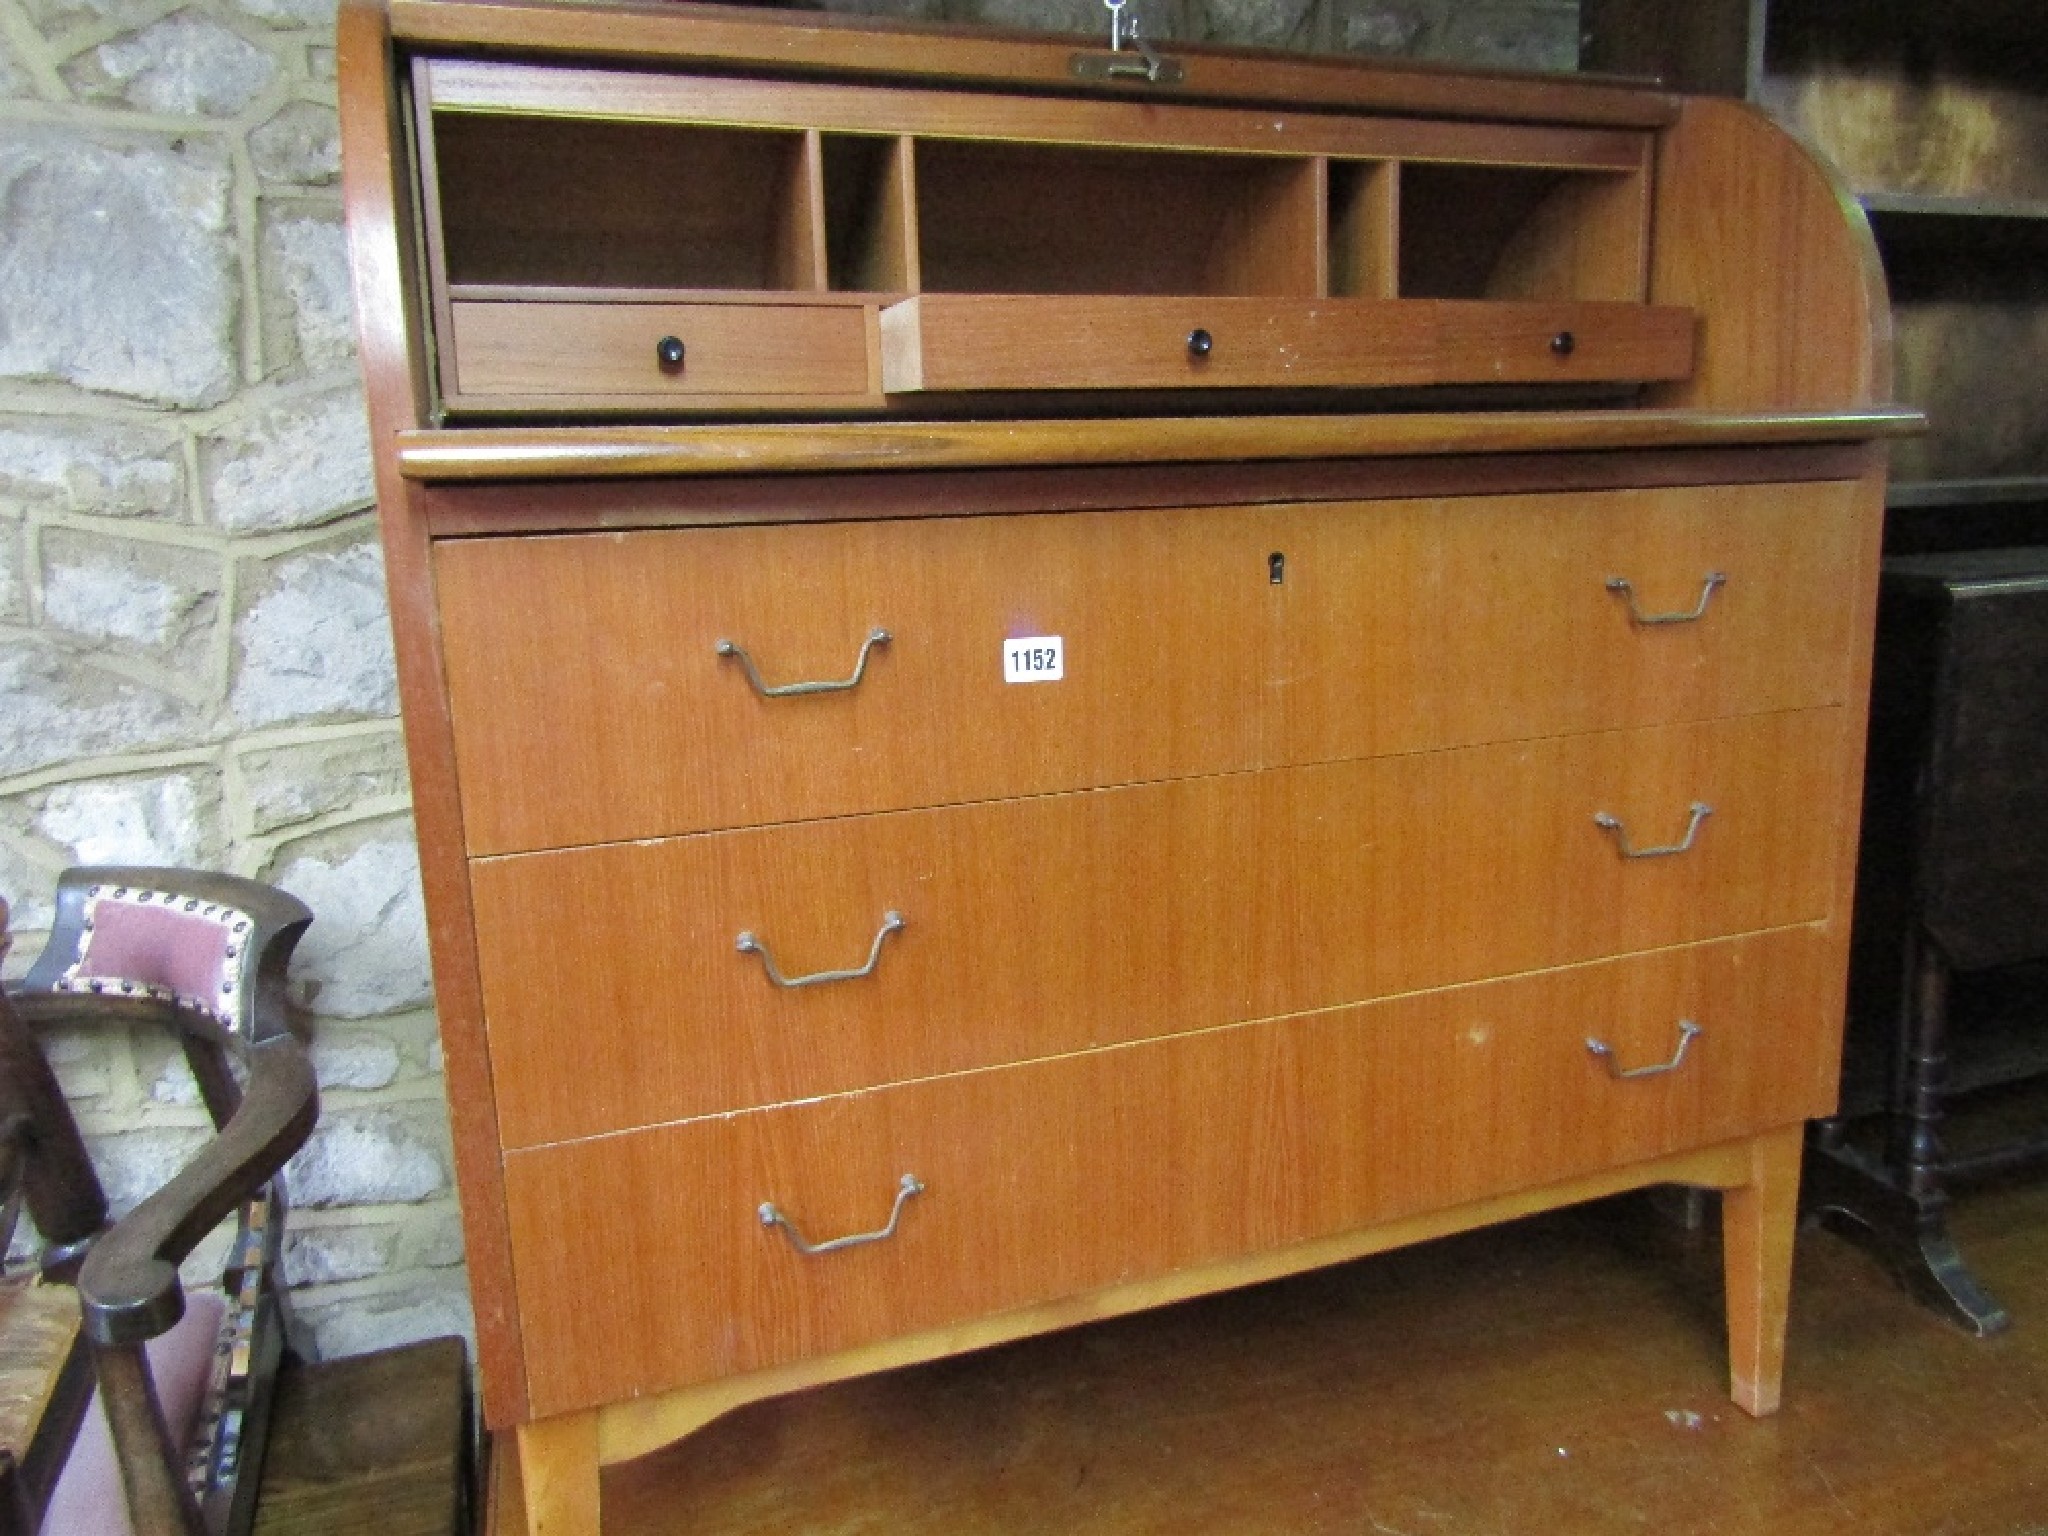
[
  {"x1": 257, "y1": 1337, "x2": 472, "y2": 1536},
  {"x1": 532, "y1": 1165, "x2": 2048, "y2": 1535}
]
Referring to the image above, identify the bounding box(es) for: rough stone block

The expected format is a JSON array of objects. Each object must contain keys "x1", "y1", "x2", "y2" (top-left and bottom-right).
[
  {"x1": 1, "y1": 640, "x2": 212, "y2": 778},
  {"x1": 31, "y1": 1027, "x2": 104, "y2": 1106},
  {"x1": 204, "y1": 388, "x2": 373, "y2": 533},
  {"x1": 34, "y1": 770, "x2": 223, "y2": 872},
  {"x1": 299, "y1": 1280, "x2": 474, "y2": 1361},
  {"x1": 1434, "y1": 2, "x2": 1577, "y2": 70},
  {"x1": 0, "y1": 130, "x2": 237, "y2": 409},
  {"x1": 230, "y1": 0, "x2": 340, "y2": 29},
  {"x1": 1186, "y1": 0, "x2": 1316, "y2": 47},
  {"x1": 286, "y1": 1106, "x2": 447, "y2": 1207},
  {"x1": 0, "y1": 415, "x2": 187, "y2": 521},
  {"x1": 0, "y1": 839, "x2": 58, "y2": 934},
  {"x1": 310, "y1": 1028, "x2": 402, "y2": 1091},
  {"x1": 270, "y1": 824, "x2": 431, "y2": 1018},
  {"x1": 147, "y1": 1042, "x2": 204, "y2": 1106},
  {"x1": 370, "y1": 1009, "x2": 443, "y2": 1072},
  {"x1": 0, "y1": 517, "x2": 21, "y2": 623},
  {"x1": 250, "y1": 101, "x2": 341, "y2": 186},
  {"x1": 66, "y1": 10, "x2": 281, "y2": 117},
  {"x1": 283, "y1": 1221, "x2": 397, "y2": 1286},
  {"x1": 237, "y1": 730, "x2": 411, "y2": 835},
  {"x1": 0, "y1": 33, "x2": 27, "y2": 97},
  {"x1": 38, "y1": 526, "x2": 221, "y2": 665},
  {"x1": 261, "y1": 210, "x2": 357, "y2": 372},
  {"x1": 230, "y1": 533, "x2": 396, "y2": 728},
  {"x1": 180, "y1": 1220, "x2": 235, "y2": 1287},
  {"x1": 88, "y1": 1126, "x2": 212, "y2": 1217},
  {"x1": 402, "y1": 1209, "x2": 467, "y2": 1270},
  {"x1": 947, "y1": 0, "x2": 1168, "y2": 39},
  {"x1": 21, "y1": 0, "x2": 162, "y2": 36},
  {"x1": 1331, "y1": 0, "x2": 1443, "y2": 54}
]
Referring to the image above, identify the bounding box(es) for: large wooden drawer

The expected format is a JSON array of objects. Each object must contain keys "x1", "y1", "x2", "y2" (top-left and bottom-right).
[
  {"x1": 475, "y1": 708, "x2": 1846, "y2": 1146},
  {"x1": 500, "y1": 924, "x2": 1843, "y2": 1418},
  {"x1": 879, "y1": 295, "x2": 1696, "y2": 393},
  {"x1": 445, "y1": 299, "x2": 876, "y2": 403},
  {"x1": 437, "y1": 481, "x2": 1862, "y2": 855}
]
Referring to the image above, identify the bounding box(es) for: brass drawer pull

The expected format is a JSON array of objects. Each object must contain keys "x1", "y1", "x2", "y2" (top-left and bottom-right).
[
  {"x1": 1587, "y1": 1019, "x2": 1702, "y2": 1080},
  {"x1": 1595, "y1": 802, "x2": 1712, "y2": 859},
  {"x1": 760, "y1": 1173, "x2": 924, "y2": 1256},
  {"x1": 1606, "y1": 571, "x2": 1726, "y2": 626},
  {"x1": 736, "y1": 910, "x2": 904, "y2": 989},
  {"x1": 716, "y1": 627, "x2": 891, "y2": 697}
]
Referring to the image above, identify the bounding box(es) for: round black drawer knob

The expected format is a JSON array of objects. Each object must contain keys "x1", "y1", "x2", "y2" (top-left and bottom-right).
[
  {"x1": 1550, "y1": 330, "x2": 1576, "y2": 358},
  {"x1": 1187, "y1": 328, "x2": 1214, "y2": 359},
  {"x1": 656, "y1": 335, "x2": 687, "y2": 370}
]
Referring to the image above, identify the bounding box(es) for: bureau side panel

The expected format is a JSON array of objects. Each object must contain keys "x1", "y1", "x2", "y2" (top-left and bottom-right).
[
  {"x1": 1647, "y1": 96, "x2": 1891, "y2": 411},
  {"x1": 1812, "y1": 457, "x2": 1891, "y2": 1098},
  {"x1": 502, "y1": 925, "x2": 1841, "y2": 1420},
  {"x1": 337, "y1": 0, "x2": 529, "y2": 1428}
]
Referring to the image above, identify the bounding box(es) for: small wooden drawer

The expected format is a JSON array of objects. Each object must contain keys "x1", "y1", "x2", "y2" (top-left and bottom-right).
[
  {"x1": 879, "y1": 294, "x2": 1695, "y2": 393},
  {"x1": 474, "y1": 709, "x2": 1847, "y2": 1147},
  {"x1": 500, "y1": 924, "x2": 1842, "y2": 1418},
  {"x1": 445, "y1": 300, "x2": 875, "y2": 403},
  {"x1": 436, "y1": 481, "x2": 1862, "y2": 856}
]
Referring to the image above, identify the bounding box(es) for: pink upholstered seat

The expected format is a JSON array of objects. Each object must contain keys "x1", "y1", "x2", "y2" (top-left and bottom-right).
[{"x1": 40, "y1": 1291, "x2": 226, "y2": 1536}]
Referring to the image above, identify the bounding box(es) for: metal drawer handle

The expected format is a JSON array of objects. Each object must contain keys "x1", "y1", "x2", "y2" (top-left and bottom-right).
[
  {"x1": 1594, "y1": 802, "x2": 1712, "y2": 859},
  {"x1": 736, "y1": 910, "x2": 904, "y2": 989},
  {"x1": 760, "y1": 1173, "x2": 924, "y2": 1256},
  {"x1": 1606, "y1": 571, "x2": 1726, "y2": 626},
  {"x1": 1587, "y1": 1019, "x2": 1702, "y2": 1080},
  {"x1": 716, "y1": 628, "x2": 891, "y2": 697}
]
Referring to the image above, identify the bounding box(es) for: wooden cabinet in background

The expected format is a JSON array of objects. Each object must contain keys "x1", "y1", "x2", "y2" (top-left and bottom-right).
[
  {"x1": 340, "y1": 3, "x2": 1912, "y2": 1531},
  {"x1": 1585, "y1": 0, "x2": 2048, "y2": 533},
  {"x1": 1586, "y1": 0, "x2": 2048, "y2": 1333}
]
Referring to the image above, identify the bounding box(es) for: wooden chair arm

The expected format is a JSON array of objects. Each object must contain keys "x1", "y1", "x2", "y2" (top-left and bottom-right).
[{"x1": 77, "y1": 1040, "x2": 317, "y2": 1348}]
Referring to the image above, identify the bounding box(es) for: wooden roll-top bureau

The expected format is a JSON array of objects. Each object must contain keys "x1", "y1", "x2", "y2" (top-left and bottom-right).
[{"x1": 336, "y1": 3, "x2": 1916, "y2": 1528}]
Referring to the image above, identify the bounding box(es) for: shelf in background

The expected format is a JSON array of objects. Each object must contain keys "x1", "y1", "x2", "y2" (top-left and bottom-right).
[
  {"x1": 1862, "y1": 192, "x2": 2048, "y2": 226},
  {"x1": 1887, "y1": 476, "x2": 2048, "y2": 511}
]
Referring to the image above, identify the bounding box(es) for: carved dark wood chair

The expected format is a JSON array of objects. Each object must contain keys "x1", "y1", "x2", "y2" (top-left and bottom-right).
[
  {"x1": 0, "y1": 900, "x2": 101, "y2": 1536},
  {"x1": 1, "y1": 869, "x2": 318, "y2": 1536}
]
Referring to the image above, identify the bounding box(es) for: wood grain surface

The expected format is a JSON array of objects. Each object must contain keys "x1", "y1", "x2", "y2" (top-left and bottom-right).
[
  {"x1": 881, "y1": 296, "x2": 1693, "y2": 393},
  {"x1": 511, "y1": 1159, "x2": 2048, "y2": 1536},
  {"x1": 422, "y1": 58, "x2": 1659, "y2": 165},
  {"x1": 448, "y1": 300, "x2": 873, "y2": 399},
  {"x1": 500, "y1": 924, "x2": 1840, "y2": 1419},
  {"x1": 396, "y1": 411, "x2": 1918, "y2": 483},
  {"x1": 1647, "y1": 96, "x2": 1891, "y2": 411},
  {"x1": 436, "y1": 482, "x2": 1860, "y2": 856},
  {"x1": 474, "y1": 709, "x2": 1846, "y2": 1146},
  {"x1": 391, "y1": 0, "x2": 1682, "y2": 129}
]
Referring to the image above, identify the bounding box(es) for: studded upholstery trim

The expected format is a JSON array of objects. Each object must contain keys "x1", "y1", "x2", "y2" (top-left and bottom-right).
[{"x1": 55, "y1": 884, "x2": 256, "y2": 1032}]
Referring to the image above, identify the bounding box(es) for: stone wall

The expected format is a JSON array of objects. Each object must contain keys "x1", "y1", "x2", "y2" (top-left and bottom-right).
[
  {"x1": 0, "y1": 0, "x2": 1577, "y2": 1362},
  {"x1": 825, "y1": 0, "x2": 1580, "y2": 68}
]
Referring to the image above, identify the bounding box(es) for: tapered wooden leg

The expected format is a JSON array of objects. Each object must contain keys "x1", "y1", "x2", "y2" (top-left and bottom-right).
[
  {"x1": 1720, "y1": 1124, "x2": 1804, "y2": 1418},
  {"x1": 516, "y1": 1411, "x2": 601, "y2": 1536}
]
